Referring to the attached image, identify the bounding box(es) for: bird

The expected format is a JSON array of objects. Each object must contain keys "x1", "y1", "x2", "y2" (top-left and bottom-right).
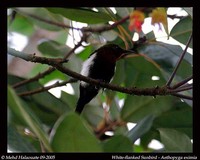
[{"x1": 75, "y1": 44, "x2": 134, "y2": 114}]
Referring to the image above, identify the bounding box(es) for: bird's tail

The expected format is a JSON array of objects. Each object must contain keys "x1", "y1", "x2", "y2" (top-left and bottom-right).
[{"x1": 75, "y1": 98, "x2": 86, "y2": 114}]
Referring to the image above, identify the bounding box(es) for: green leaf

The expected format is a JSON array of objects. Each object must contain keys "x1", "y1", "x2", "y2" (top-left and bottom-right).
[
  {"x1": 8, "y1": 85, "x2": 52, "y2": 152},
  {"x1": 47, "y1": 8, "x2": 112, "y2": 24},
  {"x1": 101, "y1": 30, "x2": 118, "y2": 41},
  {"x1": 8, "y1": 74, "x2": 70, "y2": 127},
  {"x1": 60, "y1": 91, "x2": 78, "y2": 109},
  {"x1": 102, "y1": 135, "x2": 133, "y2": 152},
  {"x1": 77, "y1": 45, "x2": 93, "y2": 60},
  {"x1": 38, "y1": 69, "x2": 68, "y2": 85},
  {"x1": 170, "y1": 16, "x2": 192, "y2": 48},
  {"x1": 8, "y1": 125, "x2": 37, "y2": 152},
  {"x1": 138, "y1": 42, "x2": 192, "y2": 66},
  {"x1": 126, "y1": 115, "x2": 155, "y2": 143},
  {"x1": 115, "y1": 7, "x2": 132, "y2": 18},
  {"x1": 154, "y1": 102, "x2": 192, "y2": 138},
  {"x1": 158, "y1": 128, "x2": 192, "y2": 152},
  {"x1": 38, "y1": 40, "x2": 70, "y2": 57},
  {"x1": 50, "y1": 113, "x2": 102, "y2": 152},
  {"x1": 82, "y1": 104, "x2": 104, "y2": 128},
  {"x1": 121, "y1": 96, "x2": 173, "y2": 123},
  {"x1": 8, "y1": 13, "x2": 34, "y2": 36},
  {"x1": 183, "y1": 8, "x2": 193, "y2": 18},
  {"x1": 17, "y1": 8, "x2": 64, "y2": 31},
  {"x1": 106, "y1": 60, "x2": 126, "y2": 100}
]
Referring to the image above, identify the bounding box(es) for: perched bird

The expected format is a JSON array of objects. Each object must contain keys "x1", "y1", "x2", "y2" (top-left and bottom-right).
[{"x1": 75, "y1": 44, "x2": 134, "y2": 114}]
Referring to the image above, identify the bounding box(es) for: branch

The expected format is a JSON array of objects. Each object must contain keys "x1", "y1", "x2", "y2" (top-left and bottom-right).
[
  {"x1": 166, "y1": 33, "x2": 193, "y2": 87},
  {"x1": 171, "y1": 93, "x2": 192, "y2": 100},
  {"x1": 171, "y1": 75, "x2": 193, "y2": 89},
  {"x1": 169, "y1": 84, "x2": 192, "y2": 93},
  {"x1": 81, "y1": 16, "x2": 130, "y2": 33},
  {"x1": 63, "y1": 32, "x2": 90, "y2": 59},
  {"x1": 18, "y1": 78, "x2": 77, "y2": 97},
  {"x1": 8, "y1": 48, "x2": 171, "y2": 97},
  {"x1": 12, "y1": 67, "x2": 55, "y2": 88}
]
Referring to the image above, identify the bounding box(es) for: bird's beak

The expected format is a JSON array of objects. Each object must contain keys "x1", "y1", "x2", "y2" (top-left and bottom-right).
[{"x1": 118, "y1": 49, "x2": 136, "y2": 60}]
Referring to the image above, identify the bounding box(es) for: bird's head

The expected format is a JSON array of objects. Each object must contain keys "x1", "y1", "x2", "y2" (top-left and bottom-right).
[{"x1": 97, "y1": 44, "x2": 135, "y2": 63}]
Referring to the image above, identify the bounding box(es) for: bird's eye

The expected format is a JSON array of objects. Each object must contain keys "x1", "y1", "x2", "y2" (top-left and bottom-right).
[{"x1": 114, "y1": 45, "x2": 119, "y2": 50}]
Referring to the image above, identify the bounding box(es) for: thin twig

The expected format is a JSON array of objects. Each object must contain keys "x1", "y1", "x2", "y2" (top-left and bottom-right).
[
  {"x1": 166, "y1": 33, "x2": 193, "y2": 87},
  {"x1": 63, "y1": 32, "x2": 90, "y2": 60},
  {"x1": 171, "y1": 93, "x2": 193, "y2": 100},
  {"x1": 171, "y1": 75, "x2": 193, "y2": 89},
  {"x1": 18, "y1": 78, "x2": 77, "y2": 97},
  {"x1": 169, "y1": 85, "x2": 192, "y2": 93},
  {"x1": 12, "y1": 67, "x2": 55, "y2": 88}
]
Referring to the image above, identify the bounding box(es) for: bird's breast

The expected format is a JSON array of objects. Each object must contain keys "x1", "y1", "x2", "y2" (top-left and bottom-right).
[{"x1": 80, "y1": 52, "x2": 116, "y2": 87}]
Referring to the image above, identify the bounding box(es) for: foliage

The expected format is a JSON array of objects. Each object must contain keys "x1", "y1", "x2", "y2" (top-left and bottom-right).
[{"x1": 7, "y1": 7, "x2": 192, "y2": 152}]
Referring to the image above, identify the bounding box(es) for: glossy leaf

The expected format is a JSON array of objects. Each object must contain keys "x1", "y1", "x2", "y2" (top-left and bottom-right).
[
  {"x1": 170, "y1": 16, "x2": 192, "y2": 48},
  {"x1": 121, "y1": 96, "x2": 173, "y2": 123},
  {"x1": 8, "y1": 125, "x2": 37, "y2": 152},
  {"x1": 60, "y1": 91, "x2": 78, "y2": 110},
  {"x1": 126, "y1": 115, "x2": 155, "y2": 143},
  {"x1": 158, "y1": 128, "x2": 192, "y2": 152},
  {"x1": 154, "y1": 102, "x2": 192, "y2": 138},
  {"x1": 8, "y1": 85, "x2": 52, "y2": 152},
  {"x1": 82, "y1": 104, "x2": 104, "y2": 128},
  {"x1": 8, "y1": 75, "x2": 69, "y2": 126},
  {"x1": 138, "y1": 41, "x2": 192, "y2": 66},
  {"x1": 38, "y1": 40, "x2": 70, "y2": 57},
  {"x1": 50, "y1": 113, "x2": 102, "y2": 152},
  {"x1": 47, "y1": 8, "x2": 112, "y2": 24},
  {"x1": 102, "y1": 135, "x2": 133, "y2": 152}
]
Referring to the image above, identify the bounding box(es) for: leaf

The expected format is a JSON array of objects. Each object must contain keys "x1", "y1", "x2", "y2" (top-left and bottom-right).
[
  {"x1": 50, "y1": 113, "x2": 102, "y2": 152},
  {"x1": 8, "y1": 125, "x2": 37, "y2": 152},
  {"x1": 101, "y1": 30, "x2": 118, "y2": 41},
  {"x1": 183, "y1": 8, "x2": 193, "y2": 18},
  {"x1": 170, "y1": 16, "x2": 192, "y2": 48},
  {"x1": 38, "y1": 40, "x2": 70, "y2": 57},
  {"x1": 77, "y1": 45, "x2": 93, "y2": 61},
  {"x1": 115, "y1": 7, "x2": 133, "y2": 18},
  {"x1": 106, "y1": 60, "x2": 126, "y2": 100},
  {"x1": 102, "y1": 135, "x2": 133, "y2": 152},
  {"x1": 126, "y1": 115, "x2": 155, "y2": 143},
  {"x1": 154, "y1": 102, "x2": 193, "y2": 138},
  {"x1": 60, "y1": 91, "x2": 78, "y2": 109},
  {"x1": 121, "y1": 96, "x2": 174, "y2": 123},
  {"x1": 8, "y1": 13, "x2": 34, "y2": 36},
  {"x1": 8, "y1": 85, "x2": 52, "y2": 152},
  {"x1": 47, "y1": 8, "x2": 112, "y2": 24},
  {"x1": 158, "y1": 128, "x2": 192, "y2": 152},
  {"x1": 82, "y1": 104, "x2": 104, "y2": 128},
  {"x1": 8, "y1": 74, "x2": 70, "y2": 126},
  {"x1": 17, "y1": 8, "x2": 64, "y2": 31},
  {"x1": 138, "y1": 42, "x2": 192, "y2": 66}
]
